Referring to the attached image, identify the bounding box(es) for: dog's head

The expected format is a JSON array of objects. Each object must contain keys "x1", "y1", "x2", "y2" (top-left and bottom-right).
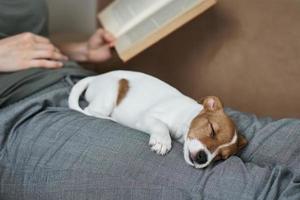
[{"x1": 184, "y1": 96, "x2": 247, "y2": 168}]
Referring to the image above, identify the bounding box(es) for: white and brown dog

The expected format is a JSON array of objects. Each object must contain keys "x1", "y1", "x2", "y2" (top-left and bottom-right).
[{"x1": 69, "y1": 70, "x2": 247, "y2": 168}]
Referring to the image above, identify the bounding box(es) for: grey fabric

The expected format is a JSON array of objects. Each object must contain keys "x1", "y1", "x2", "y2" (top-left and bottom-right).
[
  {"x1": 0, "y1": 62, "x2": 94, "y2": 108},
  {"x1": 0, "y1": 0, "x2": 48, "y2": 39},
  {"x1": 0, "y1": 78, "x2": 299, "y2": 200},
  {"x1": 0, "y1": 0, "x2": 95, "y2": 108}
]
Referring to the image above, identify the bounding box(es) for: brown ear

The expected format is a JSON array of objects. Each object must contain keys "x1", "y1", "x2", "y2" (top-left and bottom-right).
[
  {"x1": 202, "y1": 96, "x2": 223, "y2": 112},
  {"x1": 220, "y1": 148, "x2": 232, "y2": 160},
  {"x1": 214, "y1": 155, "x2": 222, "y2": 161},
  {"x1": 237, "y1": 134, "x2": 248, "y2": 150}
]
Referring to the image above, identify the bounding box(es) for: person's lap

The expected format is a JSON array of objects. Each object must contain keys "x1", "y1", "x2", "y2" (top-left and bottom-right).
[
  {"x1": 226, "y1": 108, "x2": 300, "y2": 173},
  {"x1": 0, "y1": 78, "x2": 299, "y2": 200}
]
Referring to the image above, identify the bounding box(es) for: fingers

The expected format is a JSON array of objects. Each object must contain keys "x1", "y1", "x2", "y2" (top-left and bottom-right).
[
  {"x1": 28, "y1": 38, "x2": 68, "y2": 68},
  {"x1": 96, "y1": 28, "x2": 115, "y2": 42},
  {"x1": 89, "y1": 28, "x2": 116, "y2": 49},
  {"x1": 102, "y1": 30, "x2": 116, "y2": 47},
  {"x1": 32, "y1": 50, "x2": 68, "y2": 61},
  {"x1": 89, "y1": 30, "x2": 104, "y2": 49},
  {"x1": 32, "y1": 43, "x2": 68, "y2": 61},
  {"x1": 87, "y1": 44, "x2": 112, "y2": 62},
  {"x1": 20, "y1": 33, "x2": 68, "y2": 62},
  {"x1": 29, "y1": 33, "x2": 67, "y2": 58},
  {"x1": 86, "y1": 28, "x2": 116, "y2": 62},
  {"x1": 28, "y1": 59, "x2": 64, "y2": 69},
  {"x1": 34, "y1": 43, "x2": 62, "y2": 53},
  {"x1": 33, "y1": 35, "x2": 51, "y2": 44},
  {"x1": 1, "y1": 32, "x2": 67, "y2": 71}
]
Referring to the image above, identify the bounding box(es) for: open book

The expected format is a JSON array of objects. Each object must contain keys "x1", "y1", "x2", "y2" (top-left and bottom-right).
[{"x1": 98, "y1": 0, "x2": 217, "y2": 62}]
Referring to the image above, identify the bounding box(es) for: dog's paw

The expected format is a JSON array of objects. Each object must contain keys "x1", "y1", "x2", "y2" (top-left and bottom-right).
[{"x1": 149, "y1": 136, "x2": 172, "y2": 155}]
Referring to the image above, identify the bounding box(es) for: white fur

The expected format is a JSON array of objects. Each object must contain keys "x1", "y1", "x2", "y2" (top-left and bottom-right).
[
  {"x1": 184, "y1": 132, "x2": 238, "y2": 168},
  {"x1": 69, "y1": 70, "x2": 222, "y2": 167}
]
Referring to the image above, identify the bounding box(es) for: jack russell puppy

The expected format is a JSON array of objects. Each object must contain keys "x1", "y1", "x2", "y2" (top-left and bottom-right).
[{"x1": 69, "y1": 70, "x2": 247, "y2": 168}]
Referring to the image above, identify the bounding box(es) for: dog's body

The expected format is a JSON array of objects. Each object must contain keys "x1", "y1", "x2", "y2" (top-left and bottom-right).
[{"x1": 69, "y1": 70, "x2": 247, "y2": 168}]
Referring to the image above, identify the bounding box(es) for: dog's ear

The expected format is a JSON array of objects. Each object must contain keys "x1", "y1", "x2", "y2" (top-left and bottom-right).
[
  {"x1": 237, "y1": 134, "x2": 248, "y2": 150},
  {"x1": 219, "y1": 134, "x2": 247, "y2": 159},
  {"x1": 201, "y1": 96, "x2": 223, "y2": 112}
]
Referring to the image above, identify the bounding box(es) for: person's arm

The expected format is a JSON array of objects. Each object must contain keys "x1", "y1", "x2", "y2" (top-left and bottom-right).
[
  {"x1": 55, "y1": 28, "x2": 115, "y2": 63},
  {"x1": 0, "y1": 32, "x2": 68, "y2": 72}
]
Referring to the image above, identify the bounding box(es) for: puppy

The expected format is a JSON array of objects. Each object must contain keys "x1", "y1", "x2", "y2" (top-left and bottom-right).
[{"x1": 69, "y1": 70, "x2": 247, "y2": 168}]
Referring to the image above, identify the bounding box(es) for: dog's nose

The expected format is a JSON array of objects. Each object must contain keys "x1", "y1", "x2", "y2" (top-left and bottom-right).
[{"x1": 195, "y1": 150, "x2": 208, "y2": 164}]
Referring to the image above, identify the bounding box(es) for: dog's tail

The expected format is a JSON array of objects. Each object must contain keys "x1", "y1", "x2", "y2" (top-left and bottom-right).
[{"x1": 68, "y1": 76, "x2": 95, "y2": 114}]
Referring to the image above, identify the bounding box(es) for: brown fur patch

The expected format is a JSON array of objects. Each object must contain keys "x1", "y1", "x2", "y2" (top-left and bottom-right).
[
  {"x1": 187, "y1": 96, "x2": 245, "y2": 160},
  {"x1": 116, "y1": 79, "x2": 129, "y2": 106},
  {"x1": 188, "y1": 111, "x2": 236, "y2": 153}
]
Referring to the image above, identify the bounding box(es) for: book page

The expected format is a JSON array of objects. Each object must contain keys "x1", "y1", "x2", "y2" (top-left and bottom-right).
[
  {"x1": 118, "y1": 0, "x2": 216, "y2": 61},
  {"x1": 115, "y1": 0, "x2": 205, "y2": 54},
  {"x1": 99, "y1": 0, "x2": 173, "y2": 37}
]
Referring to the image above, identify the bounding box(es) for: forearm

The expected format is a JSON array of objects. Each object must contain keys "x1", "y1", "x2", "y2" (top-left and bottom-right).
[
  {"x1": 52, "y1": 28, "x2": 115, "y2": 63},
  {"x1": 56, "y1": 42, "x2": 89, "y2": 62}
]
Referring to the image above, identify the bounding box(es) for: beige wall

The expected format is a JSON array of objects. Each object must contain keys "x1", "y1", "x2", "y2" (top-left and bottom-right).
[
  {"x1": 47, "y1": 0, "x2": 300, "y2": 119},
  {"x1": 97, "y1": 0, "x2": 300, "y2": 119}
]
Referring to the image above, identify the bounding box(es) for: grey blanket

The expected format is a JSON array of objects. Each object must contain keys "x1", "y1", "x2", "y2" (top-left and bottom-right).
[{"x1": 0, "y1": 77, "x2": 299, "y2": 200}]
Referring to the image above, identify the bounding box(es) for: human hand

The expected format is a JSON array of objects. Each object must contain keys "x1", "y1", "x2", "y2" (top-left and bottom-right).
[
  {"x1": 85, "y1": 28, "x2": 116, "y2": 62},
  {"x1": 0, "y1": 32, "x2": 68, "y2": 72}
]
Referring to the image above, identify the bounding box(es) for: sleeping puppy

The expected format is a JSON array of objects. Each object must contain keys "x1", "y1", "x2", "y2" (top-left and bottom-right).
[{"x1": 69, "y1": 70, "x2": 247, "y2": 168}]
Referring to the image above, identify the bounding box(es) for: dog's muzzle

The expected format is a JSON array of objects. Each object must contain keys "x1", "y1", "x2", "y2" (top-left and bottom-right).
[
  {"x1": 189, "y1": 150, "x2": 208, "y2": 165},
  {"x1": 184, "y1": 138, "x2": 213, "y2": 168}
]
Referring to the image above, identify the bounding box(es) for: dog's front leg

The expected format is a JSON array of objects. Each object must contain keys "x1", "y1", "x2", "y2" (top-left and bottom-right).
[{"x1": 139, "y1": 117, "x2": 172, "y2": 155}]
